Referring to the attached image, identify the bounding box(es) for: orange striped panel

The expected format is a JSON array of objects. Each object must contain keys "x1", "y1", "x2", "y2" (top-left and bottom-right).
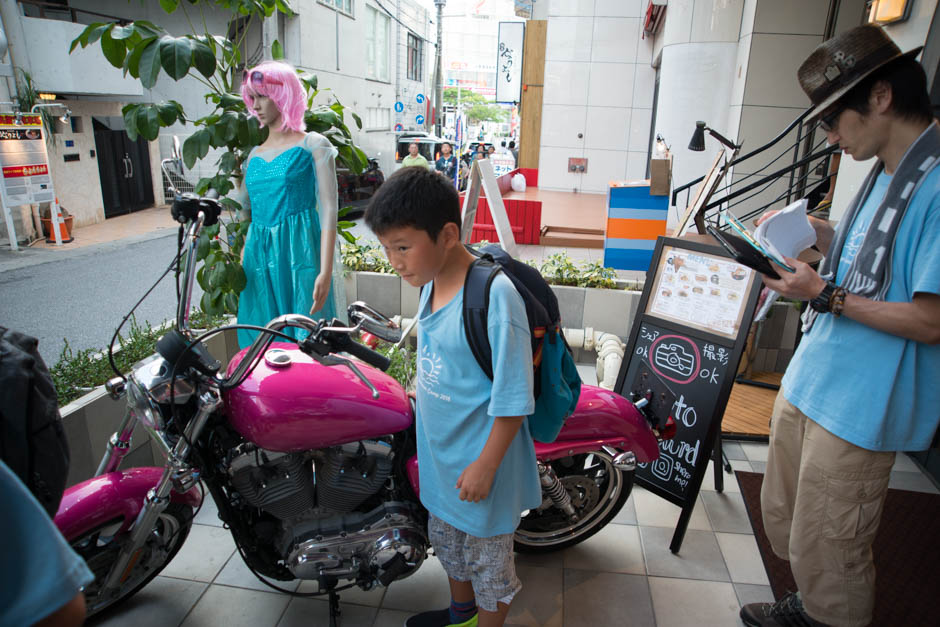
[{"x1": 606, "y1": 218, "x2": 667, "y2": 240}]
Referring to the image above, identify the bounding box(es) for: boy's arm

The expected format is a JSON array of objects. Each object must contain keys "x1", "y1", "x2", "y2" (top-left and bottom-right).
[{"x1": 456, "y1": 416, "x2": 525, "y2": 503}]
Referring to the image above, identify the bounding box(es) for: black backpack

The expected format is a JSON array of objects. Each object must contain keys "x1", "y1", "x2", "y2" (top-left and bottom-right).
[
  {"x1": 0, "y1": 327, "x2": 70, "y2": 517},
  {"x1": 463, "y1": 245, "x2": 581, "y2": 442}
]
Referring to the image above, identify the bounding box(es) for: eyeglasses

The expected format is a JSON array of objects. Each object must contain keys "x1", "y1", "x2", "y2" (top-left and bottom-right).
[
  {"x1": 818, "y1": 105, "x2": 845, "y2": 133},
  {"x1": 244, "y1": 70, "x2": 283, "y2": 90}
]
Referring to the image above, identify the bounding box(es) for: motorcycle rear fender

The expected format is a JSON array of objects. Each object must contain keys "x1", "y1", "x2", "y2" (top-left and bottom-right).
[
  {"x1": 54, "y1": 467, "x2": 203, "y2": 541},
  {"x1": 403, "y1": 386, "x2": 660, "y2": 498}
]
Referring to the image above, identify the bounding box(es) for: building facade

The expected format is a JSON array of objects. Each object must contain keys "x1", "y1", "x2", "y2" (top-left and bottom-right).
[{"x1": 0, "y1": 0, "x2": 433, "y2": 243}]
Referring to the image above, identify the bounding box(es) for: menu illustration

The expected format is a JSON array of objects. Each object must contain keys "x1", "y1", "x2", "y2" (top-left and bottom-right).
[{"x1": 646, "y1": 246, "x2": 756, "y2": 339}]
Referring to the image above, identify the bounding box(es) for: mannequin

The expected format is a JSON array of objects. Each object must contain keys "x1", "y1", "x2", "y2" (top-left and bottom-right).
[{"x1": 236, "y1": 60, "x2": 344, "y2": 347}]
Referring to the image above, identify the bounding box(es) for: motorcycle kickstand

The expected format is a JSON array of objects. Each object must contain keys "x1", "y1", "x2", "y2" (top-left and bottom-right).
[{"x1": 324, "y1": 582, "x2": 341, "y2": 627}]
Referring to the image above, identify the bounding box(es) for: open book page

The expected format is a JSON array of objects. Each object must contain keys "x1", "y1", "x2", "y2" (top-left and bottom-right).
[
  {"x1": 753, "y1": 199, "x2": 817, "y2": 263},
  {"x1": 722, "y1": 212, "x2": 795, "y2": 272}
]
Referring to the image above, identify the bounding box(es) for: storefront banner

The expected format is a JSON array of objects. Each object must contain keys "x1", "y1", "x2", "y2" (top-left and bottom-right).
[{"x1": 495, "y1": 22, "x2": 524, "y2": 104}]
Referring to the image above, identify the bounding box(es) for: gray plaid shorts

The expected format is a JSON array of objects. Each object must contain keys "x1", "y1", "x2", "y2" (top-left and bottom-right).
[{"x1": 428, "y1": 514, "x2": 522, "y2": 612}]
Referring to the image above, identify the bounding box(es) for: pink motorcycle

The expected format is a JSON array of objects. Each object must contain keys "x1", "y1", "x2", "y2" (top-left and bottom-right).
[{"x1": 53, "y1": 187, "x2": 664, "y2": 624}]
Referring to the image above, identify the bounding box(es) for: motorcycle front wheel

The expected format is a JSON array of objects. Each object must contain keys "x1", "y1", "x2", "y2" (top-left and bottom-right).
[
  {"x1": 70, "y1": 503, "x2": 193, "y2": 617},
  {"x1": 514, "y1": 450, "x2": 633, "y2": 553}
]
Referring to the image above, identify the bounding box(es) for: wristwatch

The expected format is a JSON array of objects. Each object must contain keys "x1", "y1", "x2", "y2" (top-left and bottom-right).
[{"x1": 809, "y1": 280, "x2": 847, "y2": 316}]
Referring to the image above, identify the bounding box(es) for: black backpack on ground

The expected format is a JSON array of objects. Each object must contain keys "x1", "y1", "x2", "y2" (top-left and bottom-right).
[
  {"x1": 0, "y1": 327, "x2": 70, "y2": 516},
  {"x1": 463, "y1": 245, "x2": 581, "y2": 442}
]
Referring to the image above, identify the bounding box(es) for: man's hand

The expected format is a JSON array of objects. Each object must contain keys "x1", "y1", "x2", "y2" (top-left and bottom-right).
[
  {"x1": 310, "y1": 272, "x2": 331, "y2": 315},
  {"x1": 756, "y1": 209, "x2": 834, "y2": 255},
  {"x1": 760, "y1": 256, "x2": 827, "y2": 301},
  {"x1": 456, "y1": 459, "x2": 498, "y2": 503}
]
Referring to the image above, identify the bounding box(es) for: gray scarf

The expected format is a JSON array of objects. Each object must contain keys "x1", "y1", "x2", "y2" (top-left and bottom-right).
[{"x1": 803, "y1": 122, "x2": 940, "y2": 332}]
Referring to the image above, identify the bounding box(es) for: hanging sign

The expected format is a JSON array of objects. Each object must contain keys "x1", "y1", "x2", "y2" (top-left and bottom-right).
[{"x1": 496, "y1": 22, "x2": 525, "y2": 104}]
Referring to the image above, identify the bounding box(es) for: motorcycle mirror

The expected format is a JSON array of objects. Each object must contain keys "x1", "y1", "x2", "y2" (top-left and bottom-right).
[
  {"x1": 348, "y1": 301, "x2": 401, "y2": 343},
  {"x1": 172, "y1": 136, "x2": 182, "y2": 164}
]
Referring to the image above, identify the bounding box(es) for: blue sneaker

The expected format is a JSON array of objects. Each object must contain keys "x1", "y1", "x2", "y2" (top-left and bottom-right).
[{"x1": 404, "y1": 608, "x2": 478, "y2": 627}]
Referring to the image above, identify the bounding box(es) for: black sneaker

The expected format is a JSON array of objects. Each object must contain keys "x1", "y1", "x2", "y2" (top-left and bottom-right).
[
  {"x1": 740, "y1": 591, "x2": 829, "y2": 626},
  {"x1": 404, "y1": 608, "x2": 478, "y2": 627}
]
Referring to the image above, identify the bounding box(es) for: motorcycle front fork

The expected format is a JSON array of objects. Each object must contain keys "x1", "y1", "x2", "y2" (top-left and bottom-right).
[{"x1": 98, "y1": 388, "x2": 221, "y2": 598}]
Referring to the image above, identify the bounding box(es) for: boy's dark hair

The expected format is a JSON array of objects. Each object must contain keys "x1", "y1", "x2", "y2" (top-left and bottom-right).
[
  {"x1": 501, "y1": 140, "x2": 506, "y2": 147},
  {"x1": 508, "y1": 140, "x2": 516, "y2": 148},
  {"x1": 365, "y1": 166, "x2": 461, "y2": 241},
  {"x1": 839, "y1": 56, "x2": 932, "y2": 124}
]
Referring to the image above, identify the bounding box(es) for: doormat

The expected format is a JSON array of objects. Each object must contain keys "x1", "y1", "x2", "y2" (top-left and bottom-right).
[{"x1": 736, "y1": 470, "x2": 940, "y2": 626}]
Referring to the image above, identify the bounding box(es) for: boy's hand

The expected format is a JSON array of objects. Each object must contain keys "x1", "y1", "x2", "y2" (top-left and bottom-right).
[{"x1": 456, "y1": 459, "x2": 498, "y2": 503}]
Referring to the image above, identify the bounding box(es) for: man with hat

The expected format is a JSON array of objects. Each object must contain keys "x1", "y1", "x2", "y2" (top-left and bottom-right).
[{"x1": 739, "y1": 24, "x2": 940, "y2": 627}]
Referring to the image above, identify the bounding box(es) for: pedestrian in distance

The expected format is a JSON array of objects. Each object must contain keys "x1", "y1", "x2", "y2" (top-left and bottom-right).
[
  {"x1": 739, "y1": 24, "x2": 940, "y2": 627},
  {"x1": 236, "y1": 60, "x2": 343, "y2": 348},
  {"x1": 435, "y1": 141, "x2": 457, "y2": 180},
  {"x1": 365, "y1": 167, "x2": 541, "y2": 627},
  {"x1": 508, "y1": 140, "x2": 518, "y2": 163},
  {"x1": 402, "y1": 142, "x2": 431, "y2": 169}
]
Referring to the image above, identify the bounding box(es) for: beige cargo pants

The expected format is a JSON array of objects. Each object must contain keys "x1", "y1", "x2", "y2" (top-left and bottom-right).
[{"x1": 761, "y1": 391, "x2": 895, "y2": 627}]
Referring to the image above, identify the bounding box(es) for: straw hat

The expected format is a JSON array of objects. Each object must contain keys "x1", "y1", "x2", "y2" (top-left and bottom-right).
[{"x1": 798, "y1": 24, "x2": 923, "y2": 121}]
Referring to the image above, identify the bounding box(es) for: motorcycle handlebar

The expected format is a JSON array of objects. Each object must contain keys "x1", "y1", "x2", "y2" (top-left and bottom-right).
[{"x1": 339, "y1": 337, "x2": 391, "y2": 372}]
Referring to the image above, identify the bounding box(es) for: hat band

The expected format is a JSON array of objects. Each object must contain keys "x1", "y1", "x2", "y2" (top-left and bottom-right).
[{"x1": 808, "y1": 45, "x2": 900, "y2": 106}]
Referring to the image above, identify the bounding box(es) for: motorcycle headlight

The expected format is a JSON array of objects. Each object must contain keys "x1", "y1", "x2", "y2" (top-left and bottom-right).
[{"x1": 126, "y1": 354, "x2": 196, "y2": 432}]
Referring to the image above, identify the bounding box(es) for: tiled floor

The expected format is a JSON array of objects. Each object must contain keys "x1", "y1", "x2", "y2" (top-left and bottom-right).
[{"x1": 88, "y1": 439, "x2": 938, "y2": 627}]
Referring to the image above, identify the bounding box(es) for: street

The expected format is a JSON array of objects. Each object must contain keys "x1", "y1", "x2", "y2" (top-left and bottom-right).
[{"x1": 0, "y1": 233, "x2": 203, "y2": 366}]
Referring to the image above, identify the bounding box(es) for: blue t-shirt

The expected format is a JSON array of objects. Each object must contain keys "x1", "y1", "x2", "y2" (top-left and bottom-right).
[
  {"x1": 416, "y1": 273, "x2": 541, "y2": 537},
  {"x1": 783, "y1": 165, "x2": 940, "y2": 451},
  {"x1": 0, "y1": 460, "x2": 95, "y2": 625}
]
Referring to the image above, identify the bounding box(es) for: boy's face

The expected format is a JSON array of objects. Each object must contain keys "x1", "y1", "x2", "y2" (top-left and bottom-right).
[{"x1": 377, "y1": 225, "x2": 455, "y2": 287}]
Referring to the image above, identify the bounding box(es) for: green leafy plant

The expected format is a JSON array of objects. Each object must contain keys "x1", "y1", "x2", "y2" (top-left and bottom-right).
[
  {"x1": 15, "y1": 69, "x2": 57, "y2": 147},
  {"x1": 70, "y1": 0, "x2": 366, "y2": 317},
  {"x1": 539, "y1": 253, "x2": 619, "y2": 289},
  {"x1": 341, "y1": 240, "x2": 395, "y2": 274}
]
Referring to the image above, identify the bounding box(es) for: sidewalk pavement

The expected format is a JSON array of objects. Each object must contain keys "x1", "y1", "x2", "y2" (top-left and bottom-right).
[{"x1": 0, "y1": 206, "x2": 179, "y2": 273}]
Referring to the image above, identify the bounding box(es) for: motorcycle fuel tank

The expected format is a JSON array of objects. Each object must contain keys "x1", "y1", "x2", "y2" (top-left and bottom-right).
[{"x1": 224, "y1": 343, "x2": 412, "y2": 452}]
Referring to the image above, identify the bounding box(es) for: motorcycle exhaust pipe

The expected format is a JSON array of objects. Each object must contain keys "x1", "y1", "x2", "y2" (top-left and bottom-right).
[{"x1": 602, "y1": 446, "x2": 637, "y2": 472}]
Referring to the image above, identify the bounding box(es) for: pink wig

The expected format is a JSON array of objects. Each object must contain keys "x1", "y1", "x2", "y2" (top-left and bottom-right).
[{"x1": 241, "y1": 60, "x2": 307, "y2": 133}]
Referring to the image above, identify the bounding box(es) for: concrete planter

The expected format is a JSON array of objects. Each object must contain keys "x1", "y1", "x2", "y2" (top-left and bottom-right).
[{"x1": 60, "y1": 327, "x2": 240, "y2": 487}]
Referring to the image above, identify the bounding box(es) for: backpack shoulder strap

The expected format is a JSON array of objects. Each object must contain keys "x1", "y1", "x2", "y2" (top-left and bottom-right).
[{"x1": 463, "y1": 256, "x2": 501, "y2": 380}]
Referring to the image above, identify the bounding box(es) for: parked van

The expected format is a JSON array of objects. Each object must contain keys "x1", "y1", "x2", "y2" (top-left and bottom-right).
[{"x1": 394, "y1": 133, "x2": 448, "y2": 168}]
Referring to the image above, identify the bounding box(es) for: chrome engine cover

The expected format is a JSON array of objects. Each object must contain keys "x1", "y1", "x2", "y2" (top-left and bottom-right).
[{"x1": 285, "y1": 502, "x2": 427, "y2": 585}]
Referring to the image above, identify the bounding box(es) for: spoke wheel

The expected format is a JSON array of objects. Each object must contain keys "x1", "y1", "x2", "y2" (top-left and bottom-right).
[
  {"x1": 71, "y1": 503, "x2": 193, "y2": 618},
  {"x1": 514, "y1": 451, "x2": 633, "y2": 553}
]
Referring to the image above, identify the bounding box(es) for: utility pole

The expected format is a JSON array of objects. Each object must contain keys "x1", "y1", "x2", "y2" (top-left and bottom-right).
[{"x1": 433, "y1": 0, "x2": 445, "y2": 137}]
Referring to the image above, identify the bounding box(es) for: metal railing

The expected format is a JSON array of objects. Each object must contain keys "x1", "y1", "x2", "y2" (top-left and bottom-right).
[{"x1": 672, "y1": 108, "x2": 840, "y2": 231}]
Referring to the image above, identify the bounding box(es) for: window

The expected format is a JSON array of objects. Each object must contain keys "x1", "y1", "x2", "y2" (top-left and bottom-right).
[
  {"x1": 366, "y1": 6, "x2": 390, "y2": 82},
  {"x1": 318, "y1": 0, "x2": 353, "y2": 15},
  {"x1": 407, "y1": 33, "x2": 424, "y2": 82},
  {"x1": 365, "y1": 107, "x2": 390, "y2": 131}
]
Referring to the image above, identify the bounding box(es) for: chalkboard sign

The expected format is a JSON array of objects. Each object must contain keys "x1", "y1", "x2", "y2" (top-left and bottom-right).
[{"x1": 615, "y1": 237, "x2": 761, "y2": 553}]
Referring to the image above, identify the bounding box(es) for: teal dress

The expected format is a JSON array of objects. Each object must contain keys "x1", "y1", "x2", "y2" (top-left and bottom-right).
[{"x1": 237, "y1": 133, "x2": 341, "y2": 347}]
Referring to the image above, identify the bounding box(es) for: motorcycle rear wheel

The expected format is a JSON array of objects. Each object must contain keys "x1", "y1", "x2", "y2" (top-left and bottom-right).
[
  {"x1": 70, "y1": 503, "x2": 193, "y2": 618},
  {"x1": 514, "y1": 450, "x2": 633, "y2": 553}
]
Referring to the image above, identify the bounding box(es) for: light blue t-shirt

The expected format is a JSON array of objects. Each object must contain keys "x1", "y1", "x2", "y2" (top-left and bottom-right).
[
  {"x1": 416, "y1": 272, "x2": 541, "y2": 537},
  {"x1": 782, "y1": 165, "x2": 940, "y2": 451},
  {"x1": 0, "y1": 459, "x2": 95, "y2": 625}
]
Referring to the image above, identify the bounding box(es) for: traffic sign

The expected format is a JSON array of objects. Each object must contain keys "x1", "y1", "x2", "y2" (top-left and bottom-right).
[
  {"x1": 416, "y1": 115, "x2": 425, "y2": 125},
  {"x1": 416, "y1": 93, "x2": 425, "y2": 104},
  {"x1": 394, "y1": 123, "x2": 403, "y2": 132},
  {"x1": 394, "y1": 101, "x2": 404, "y2": 113}
]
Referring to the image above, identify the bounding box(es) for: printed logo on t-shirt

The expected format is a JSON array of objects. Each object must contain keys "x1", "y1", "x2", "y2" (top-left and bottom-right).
[
  {"x1": 842, "y1": 214, "x2": 872, "y2": 268},
  {"x1": 418, "y1": 345, "x2": 450, "y2": 402}
]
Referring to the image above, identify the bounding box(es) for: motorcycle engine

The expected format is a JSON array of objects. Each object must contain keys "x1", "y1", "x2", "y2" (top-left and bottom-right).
[{"x1": 226, "y1": 440, "x2": 427, "y2": 587}]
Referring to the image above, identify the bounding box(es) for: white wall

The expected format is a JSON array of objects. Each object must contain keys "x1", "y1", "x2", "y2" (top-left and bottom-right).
[
  {"x1": 538, "y1": 0, "x2": 657, "y2": 194},
  {"x1": 830, "y1": 0, "x2": 940, "y2": 222}
]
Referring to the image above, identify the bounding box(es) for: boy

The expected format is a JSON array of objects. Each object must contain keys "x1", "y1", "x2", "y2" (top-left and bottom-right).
[{"x1": 365, "y1": 167, "x2": 541, "y2": 627}]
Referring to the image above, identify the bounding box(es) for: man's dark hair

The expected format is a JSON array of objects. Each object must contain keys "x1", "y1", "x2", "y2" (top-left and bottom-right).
[
  {"x1": 501, "y1": 140, "x2": 506, "y2": 147},
  {"x1": 839, "y1": 56, "x2": 932, "y2": 124},
  {"x1": 409, "y1": 141, "x2": 419, "y2": 149},
  {"x1": 442, "y1": 141, "x2": 451, "y2": 149},
  {"x1": 365, "y1": 166, "x2": 461, "y2": 241},
  {"x1": 508, "y1": 140, "x2": 516, "y2": 148}
]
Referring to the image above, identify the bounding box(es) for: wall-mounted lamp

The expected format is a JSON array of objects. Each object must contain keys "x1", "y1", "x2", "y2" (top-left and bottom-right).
[
  {"x1": 655, "y1": 133, "x2": 670, "y2": 156},
  {"x1": 38, "y1": 92, "x2": 57, "y2": 101},
  {"x1": 30, "y1": 102, "x2": 71, "y2": 125},
  {"x1": 687, "y1": 120, "x2": 740, "y2": 152},
  {"x1": 868, "y1": 0, "x2": 913, "y2": 24},
  {"x1": 14, "y1": 111, "x2": 23, "y2": 126}
]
